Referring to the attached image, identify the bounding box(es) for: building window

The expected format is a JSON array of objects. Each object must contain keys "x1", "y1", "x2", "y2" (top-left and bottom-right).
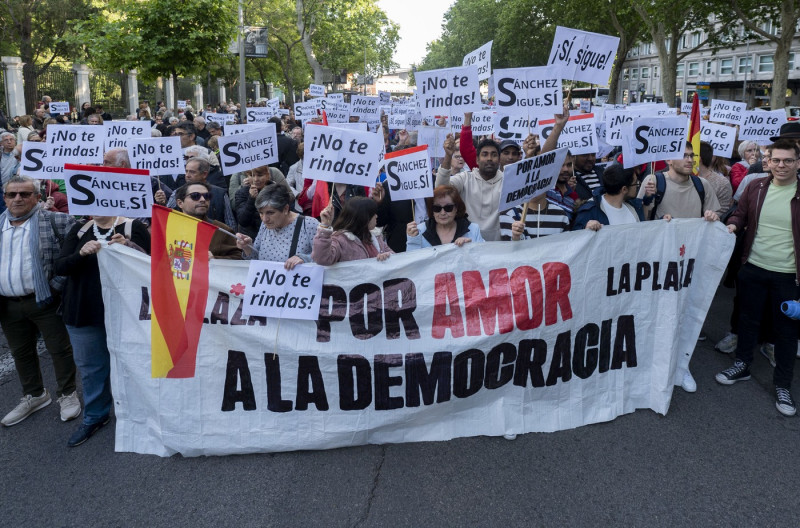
[
  {"x1": 680, "y1": 35, "x2": 688, "y2": 49},
  {"x1": 688, "y1": 62, "x2": 700, "y2": 76},
  {"x1": 720, "y1": 58, "x2": 733, "y2": 74},
  {"x1": 665, "y1": 38, "x2": 671, "y2": 52},
  {"x1": 789, "y1": 53, "x2": 795, "y2": 70},
  {"x1": 631, "y1": 68, "x2": 638, "y2": 80},
  {"x1": 758, "y1": 55, "x2": 774, "y2": 73},
  {"x1": 738, "y1": 56, "x2": 752, "y2": 74},
  {"x1": 623, "y1": 68, "x2": 629, "y2": 81},
  {"x1": 706, "y1": 61, "x2": 714, "y2": 75},
  {"x1": 691, "y1": 32, "x2": 701, "y2": 47},
  {"x1": 653, "y1": 66, "x2": 659, "y2": 78},
  {"x1": 760, "y1": 20, "x2": 778, "y2": 36},
  {"x1": 641, "y1": 67, "x2": 650, "y2": 79},
  {"x1": 676, "y1": 63, "x2": 685, "y2": 78}
]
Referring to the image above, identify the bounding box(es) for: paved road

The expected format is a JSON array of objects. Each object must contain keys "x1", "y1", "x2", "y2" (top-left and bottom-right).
[{"x1": 1, "y1": 284, "x2": 798, "y2": 527}]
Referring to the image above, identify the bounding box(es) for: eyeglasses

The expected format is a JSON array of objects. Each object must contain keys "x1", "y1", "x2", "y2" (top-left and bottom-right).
[
  {"x1": 769, "y1": 158, "x2": 797, "y2": 166},
  {"x1": 432, "y1": 204, "x2": 456, "y2": 213},
  {"x1": 5, "y1": 191, "x2": 34, "y2": 199},
  {"x1": 187, "y1": 192, "x2": 211, "y2": 201},
  {"x1": 682, "y1": 154, "x2": 695, "y2": 160}
]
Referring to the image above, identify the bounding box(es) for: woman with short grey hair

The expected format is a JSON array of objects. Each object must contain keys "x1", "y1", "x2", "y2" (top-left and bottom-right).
[
  {"x1": 730, "y1": 140, "x2": 761, "y2": 192},
  {"x1": 235, "y1": 184, "x2": 319, "y2": 269}
]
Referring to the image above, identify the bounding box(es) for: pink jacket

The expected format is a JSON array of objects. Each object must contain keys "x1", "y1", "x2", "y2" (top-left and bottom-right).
[{"x1": 312, "y1": 227, "x2": 393, "y2": 265}]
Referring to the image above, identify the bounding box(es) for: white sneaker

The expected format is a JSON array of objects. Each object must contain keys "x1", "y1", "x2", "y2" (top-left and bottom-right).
[
  {"x1": 715, "y1": 333, "x2": 737, "y2": 354},
  {"x1": 503, "y1": 434, "x2": 517, "y2": 440},
  {"x1": 680, "y1": 371, "x2": 697, "y2": 393},
  {"x1": 760, "y1": 343, "x2": 776, "y2": 368},
  {"x1": 1, "y1": 390, "x2": 51, "y2": 426},
  {"x1": 57, "y1": 391, "x2": 81, "y2": 422}
]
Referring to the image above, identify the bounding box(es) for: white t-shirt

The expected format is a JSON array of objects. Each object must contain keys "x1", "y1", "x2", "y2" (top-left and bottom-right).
[{"x1": 601, "y1": 196, "x2": 638, "y2": 225}]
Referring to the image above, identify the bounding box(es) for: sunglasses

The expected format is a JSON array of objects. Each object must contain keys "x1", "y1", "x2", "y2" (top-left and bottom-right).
[
  {"x1": 187, "y1": 192, "x2": 211, "y2": 201},
  {"x1": 432, "y1": 204, "x2": 456, "y2": 213},
  {"x1": 5, "y1": 191, "x2": 34, "y2": 199}
]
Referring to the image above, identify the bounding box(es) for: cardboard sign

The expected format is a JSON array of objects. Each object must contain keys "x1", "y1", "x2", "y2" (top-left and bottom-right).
[
  {"x1": 383, "y1": 145, "x2": 434, "y2": 201},
  {"x1": 537, "y1": 114, "x2": 597, "y2": 155},
  {"x1": 126, "y1": 137, "x2": 184, "y2": 176},
  {"x1": 177, "y1": 100, "x2": 187, "y2": 109},
  {"x1": 604, "y1": 106, "x2": 661, "y2": 146},
  {"x1": 388, "y1": 114, "x2": 407, "y2": 130},
  {"x1": 327, "y1": 93, "x2": 344, "y2": 102},
  {"x1": 224, "y1": 123, "x2": 270, "y2": 136},
  {"x1": 246, "y1": 107, "x2": 276, "y2": 123},
  {"x1": 462, "y1": 40, "x2": 493, "y2": 81},
  {"x1": 580, "y1": 100, "x2": 592, "y2": 113},
  {"x1": 242, "y1": 261, "x2": 323, "y2": 320},
  {"x1": 217, "y1": 126, "x2": 278, "y2": 175},
  {"x1": 494, "y1": 67, "x2": 562, "y2": 117},
  {"x1": 205, "y1": 112, "x2": 236, "y2": 125},
  {"x1": 700, "y1": 122, "x2": 736, "y2": 158},
  {"x1": 415, "y1": 66, "x2": 481, "y2": 119},
  {"x1": 709, "y1": 99, "x2": 747, "y2": 126},
  {"x1": 308, "y1": 84, "x2": 326, "y2": 98},
  {"x1": 405, "y1": 113, "x2": 423, "y2": 132},
  {"x1": 318, "y1": 99, "x2": 351, "y2": 123},
  {"x1": 303, "y1": 124, "x2": 383, "y2": 186},
  {"x1": 19, "y1": 142, "x2": 62, "y2": 179},
  {"x1": 621, "y1": 116, "x2": 688, "y2": 168},
  {"x1": 266, "y1": 97, "x2": 281, "y2": 108},
  {"x1": 417, "y1": 126, "x2": 449, "y2": 159},
  {"x1": 738, "y1": 110, "x2": 788, "y2": 145},
  {"x1": 500, "y1": 148, "x2": 569, "y2": 210},
  {"x1": 471, "y1": 111, "x2": 495, "y2": 135},
  {"x1": 547, "y1": 26, "x2": 620, "y2": 85},
  {"x1": 494, "y1": 114, "x2": 538, "y2": 143},
  {"x1": 379, "y1": 91, "x2": 391, "y2": 104},
  {"x1": 63, "y1": 163, "x2": 152, "y2": 216},
  {"x1": 46, "y1": 125, "x2": 104, "y2": 165},
  {"x1": 294, "y1": 101, "x2": 318, "y2": 121},
  {"x1": 49, "y1": 101, "x2": 70, "y2": 115},
  {"x1": 104, "y1": 122, "x2": 149, "y2": 151},
  {"x1": 350, "y1": 96, "x2": 381, "y2": 121}
]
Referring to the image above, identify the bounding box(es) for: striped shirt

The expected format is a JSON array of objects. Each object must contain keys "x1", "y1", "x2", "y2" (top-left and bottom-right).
[
  {"x1": 499, "y1": 201, "x2": 570, "y2": 241},
  {"x1": 577, "y1": 170, "x2": 602, "y2": 192},
  {"x1": 0, "y1": 217, "x2": 35, "y2": 297}
]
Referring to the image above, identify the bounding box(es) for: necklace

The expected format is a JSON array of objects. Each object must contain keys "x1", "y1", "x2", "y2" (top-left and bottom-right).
[{"x1": 92, "y1": 217, "x2": 119, "y2": 244}]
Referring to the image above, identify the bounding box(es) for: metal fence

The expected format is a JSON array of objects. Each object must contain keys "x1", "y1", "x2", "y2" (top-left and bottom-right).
[
  {"x1": 0, "y1": 66, "x2": 6, "y2": 117},
  {"x1": 176, "y1": 78, "x2": 194, "y2": 104},
  {"x1": 89, "y1": 70, "x2": 127, "y2": 118},
  {"x1": 23, "y1": 63, "x2": 74, "y2": 114}
]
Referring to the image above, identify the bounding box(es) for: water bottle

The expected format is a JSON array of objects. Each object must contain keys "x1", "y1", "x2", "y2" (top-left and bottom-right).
[{"x1": 781, "y1": 300, "x2": 800, "y2": 320}]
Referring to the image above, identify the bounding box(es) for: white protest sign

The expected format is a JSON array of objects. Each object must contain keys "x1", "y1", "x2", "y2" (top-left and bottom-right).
[
  {"x1": 177, "y1": 100, "x2": 187, "y2": 110},
  {"x1": 303, "y1": 124, "x2": 383, "y2": 186},
  {"x1": 417, "y1": 126, "x2": 449, "y2": 159},
  {"x1": 680, "y1": 102, "x2": 693, "y2": 113},
  {"x1": 471, "y1": 111, "x2": 495, "y2": 135},
  {"x1": 63, "y1": 163, "x2": 152, "y2": 216},
  {"x1": 595, "y1": 123, "x2": 615, "y2": 159},
  {"x1": 580, "y1": 100, "x2": 592, "y2": 113},
  {"x1": 709, "y1": 99, "x2": 747, "y2": 125},
  {"x1": 318, "y1": 99, "x2": 351, "y2": 123},
  {"x1": 217, "y1": 126, "x2": 278, "y2": 176},
  {"x1": 462, "y1": 40, "x2": 493, "y2": 81},
  {"x1": 494, "y1": 67, "x2": 562, "y2": 117},
  {"x1": 328, "y1": 122, "x2": 369, "y2": 132},
  {"x1": 266, "y1": 97, "x2": 280, "y2": 108},
  {"x1": 294, "y1": 101, "x2": 319, "y2": 121},
  {"x1": 46, "y1": 125, "x2": 104, "y2": 165},
  {"x1": 205, "y1": 112, "x2": 236, "y2": 125},
  {"x1": 449, "y1": 114, "x2": 464, "y2": 134},
  {"x1": 277, "y1": 109, "x2": 290, "y2": 116},
  {"x1": 127, "y1": 137, "x2": 184, "y2": 176},
  {"x1": 388, "y1": 114, "x2": 407, "y2": 130},
  {"x1": 242, "y1": 262, "x2": 323, "y2": 320},
  {"x1": 383, "y1": 145, "x2": 434, "y2": 201},
  {"x1": 405, "y1": 113, "x2": 423, "y2": 132},
  {"x1": 379, "y1": 91, "x2": 391, "y2": 104},
  {"x1": 415, "y1": 66, "x2": 481, "y2": 119},
  {"x1": 621, "y1": 117, "x2": 688, "y2": 168},
  {"x1": 350, "y1": 96, "x2": 381, "y2": 121},
  {"x1": 49, "y1": 101, "x2": 70, "y2": 115},
  {"x1": 700, "y1": 122, "x2": 736, "y2": 158},
  {"x1": 246, "y1": 107, "x2": 276, "y2": 123},
  {"x1": 224, "y1": 123, "x2": 270, "y2": 136},
  {"x1": 739, "y1": 110, "x2": 788, "y2": 145},
  {"x1": 494, "y1": 114, "x2": 538, "y2": 143},
  {"x1": 604, "y1": 106, "x2": 661, "y2": 146},
  {"x1": 536, "y1": 114, "x2": 597, "y2": 155},
  {"x1": 547, "y1": 26, "x2": 619, "y2": 86},
  {"x1": 327, "y1": 93, "x2": 344, "y2": 102},
  {"x1": 308, "y1": 84, "x2": 326, "y2": 98},
  {"x1": 19, "y1": 142, "x2": 62, "y2": 179},
  {"x1": 500, "y1": 148, "x2": 569, "y2": 210},
  {"x1": 103, "y1": 121, "x2": 149, "y2": 151}
]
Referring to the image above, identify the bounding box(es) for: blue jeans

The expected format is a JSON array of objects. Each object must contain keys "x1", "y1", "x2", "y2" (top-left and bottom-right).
[{"x1": 66, "y1": 324, "x2": 112, "y2": 425}]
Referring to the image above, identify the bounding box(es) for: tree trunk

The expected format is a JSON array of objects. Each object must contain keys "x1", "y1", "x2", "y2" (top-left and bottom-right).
[{"x1": 295, "y1": 0, "x2": 324, "y2": 84}]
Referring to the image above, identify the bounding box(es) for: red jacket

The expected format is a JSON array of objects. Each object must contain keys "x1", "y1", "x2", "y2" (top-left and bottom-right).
[{"x1": 727, "y1": 175, "x2": 800, "y2": 281}]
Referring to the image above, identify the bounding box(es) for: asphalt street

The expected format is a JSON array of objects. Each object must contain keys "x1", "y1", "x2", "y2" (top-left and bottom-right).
[{"x1": 1, "y1": 284, "x2": 798, "y2": 527}]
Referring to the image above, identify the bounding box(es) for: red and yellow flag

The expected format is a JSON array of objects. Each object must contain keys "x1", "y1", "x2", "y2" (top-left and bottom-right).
[
  {"x1": 150, "y1": 204, "x2": 217, "y2": 378},
  {"x1": 688, "y1": 94, "x2": 701, "y2": 175}
]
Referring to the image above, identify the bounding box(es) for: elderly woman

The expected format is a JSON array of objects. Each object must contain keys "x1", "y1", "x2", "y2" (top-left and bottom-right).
[
  {"x1": 235, "y1": 185, "x2": 318, "y2": 269},
  {"x1": 406, "y1": 185, "x2": 483, "y2": 250},
  {"x1": 730, "y1": 141, "x2": 761, "y2": 192},
  {"x1": 312, "y1": 197, "x2": 393, "y2": 264},
  {"x1": 15, "y1": 115, "x2": 34, "y2": 145},
  {"x1": 234, "y1": 164, "x2": 294, "y2": 239}
]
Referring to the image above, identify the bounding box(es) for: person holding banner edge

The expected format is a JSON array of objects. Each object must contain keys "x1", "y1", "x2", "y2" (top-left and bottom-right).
[
  {"x1": 406, "y1": 185, "x2": 484, "y2": 250},
  {"x1": 312, "y1": 197, "x2": 393, "y2": 264}
]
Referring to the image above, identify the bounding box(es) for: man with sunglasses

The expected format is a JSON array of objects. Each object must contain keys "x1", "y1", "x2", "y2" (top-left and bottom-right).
[
  {"x1": 717, "y1": 139, "x2": 800, "y2": 417},
  {"x1": 0, "y1": 175, "x2": 80, "y2": 426},
  {"x1": 175, "y1": 182, "x2": 241, "y2": 259},
  {"x1": 166, "y1": 157, "x2": 235, "y2": 228}
]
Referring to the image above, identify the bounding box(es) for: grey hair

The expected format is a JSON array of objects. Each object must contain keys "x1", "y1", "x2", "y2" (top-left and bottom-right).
[
  {"x1": 193, "y1": 116, "x2": 206, "y2": 124},
  {"x1": 738, "y1": 140, "x2": 760, "y2": 159},
  {"x1": 151, "y1": 128, "x2": 162, "y2": 137},
  {"x1": 255, "y1": 184, "x2": 293, "y2": 212},
  {"x1": 0, "y1": 131, "x2": 15, "y2": 141},
  {"x1": 184, "y1": 145, "x2": 209, "y2": 162},
  {"x1": 3, "y1": 175, "x2": 40, "y2": 193},
  {"x1": 104, "y1": 147, "x2": 131, "y2": 168}
]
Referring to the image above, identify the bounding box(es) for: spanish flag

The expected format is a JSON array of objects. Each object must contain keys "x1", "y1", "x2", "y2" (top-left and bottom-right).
[
  {"x1": 688, "y1": 94, "x2": 701, "y2": 175},
  {"x1": 150, "y1": 205, "x2": 217, "y2": 378}
]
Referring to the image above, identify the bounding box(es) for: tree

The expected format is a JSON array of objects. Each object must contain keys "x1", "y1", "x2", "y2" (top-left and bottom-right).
[{"x1": 726, "y1": 0, "x2": 800, "y2": 109}]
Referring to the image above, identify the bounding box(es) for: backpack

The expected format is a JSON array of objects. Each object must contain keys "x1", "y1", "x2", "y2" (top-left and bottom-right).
[{"x1": 650, "y1": 171, "x2": 705, "y2": 220}]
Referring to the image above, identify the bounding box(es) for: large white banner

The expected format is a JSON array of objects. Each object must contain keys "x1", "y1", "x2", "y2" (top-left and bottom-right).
[{"x1": 99, "y1": 219, "x2": 734, "y2": 456}]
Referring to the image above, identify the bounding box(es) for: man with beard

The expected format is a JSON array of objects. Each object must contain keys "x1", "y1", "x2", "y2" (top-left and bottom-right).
[
  {"x1": 572, "y1": 152, "x2": 605, "y2": 201},
  {"x1": 546, "y1": 151, "x2": 578, "y2": 220}
]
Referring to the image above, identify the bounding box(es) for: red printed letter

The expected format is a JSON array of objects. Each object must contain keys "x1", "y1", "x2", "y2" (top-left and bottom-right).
[{"x1": 432, "y1": 273, "x2": 464, "y2": 339}]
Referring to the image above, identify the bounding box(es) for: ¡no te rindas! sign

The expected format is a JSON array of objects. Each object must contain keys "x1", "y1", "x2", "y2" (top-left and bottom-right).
[{"x1": 98, "y1": 219, "x2": 733, "y2": 456}]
